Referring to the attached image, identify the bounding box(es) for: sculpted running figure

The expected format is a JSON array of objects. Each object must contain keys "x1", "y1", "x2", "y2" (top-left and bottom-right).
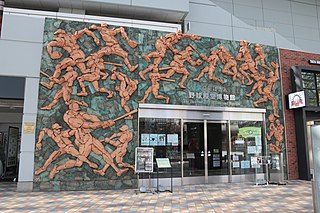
[
  {"x1": 253, "y1": 62, "x2": 280, "y2": 117},
  {"x1": 246, "y1": 71, "x2": 267, "y2": 97},
  {"x1": 41, "y1": 66, "x2": 78, "y2": 110},
  {"x1": 162, "y1": 46, "x2": 202, "y2": 89},
  {"x1": 267, "y1": 114, "x2": 284, "y2": 153},
  {"x1": 35, "y1": 123, "x2": 98, "y2": 176},
  {"x1": 235, "y1": 40, "x2": 256, "y2": 85},
  {"x1": 217, "y1": 46, "x2": 244, "y2": 83},
  {"x1": 254, "y1": 43, "x2": 273, "y2": 73},
  {"x1": 95, "y1": 125, "x2": 135, "y2": 175},
  {"x1": 89, "y1": 23, "x2": 138, "y2": 72},
  {"x1": 46, "y1": 28, "x2": 100, "y2": 81},
  {"x1": 140, "y1": 69, "x2": 171, "y2": 104},
  {"x1": 110, "y1": 69, "x2": 138, "y2": 119},
  {"x1": 77, "y1": 52, "x2": 113, "y2": 97},
  {"x1": 140, "y1": 31, "x2": 200, "y2": 80},
  {"x1": 192, "y1": 47, "x2": 224, "y2": 84}
]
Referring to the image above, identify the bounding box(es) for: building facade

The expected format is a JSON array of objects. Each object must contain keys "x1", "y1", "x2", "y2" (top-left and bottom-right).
[{"x1": 0, "y1": 0, "x2": 319, "y2": 191}]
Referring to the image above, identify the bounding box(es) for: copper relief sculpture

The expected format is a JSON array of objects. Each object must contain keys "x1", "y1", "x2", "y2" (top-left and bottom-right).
[{"x1": 37, "y1": 21, "x2": 284, "y2": 180}]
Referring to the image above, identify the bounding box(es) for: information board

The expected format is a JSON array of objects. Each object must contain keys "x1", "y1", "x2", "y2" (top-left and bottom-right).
[
  {"x1": 156, "y1": 158, "x2": 171, "y2": 168},
  {"x1": 135, "y1": 147, "x2": 154, "y2": 173}
]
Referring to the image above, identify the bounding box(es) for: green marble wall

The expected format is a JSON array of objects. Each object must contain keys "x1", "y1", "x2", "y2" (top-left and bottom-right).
[{"x1": 34, "y1": 18, "x2": 284, "y2": 191}]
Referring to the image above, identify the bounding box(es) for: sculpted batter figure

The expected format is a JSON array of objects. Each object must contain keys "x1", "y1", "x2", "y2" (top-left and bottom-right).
[
  {"x1": 77, "y1": 52, "x2": 113, "y2": 97},
  {"x1": 236, "y1": 40, "x2": 256, "y2": 85},
  {"x1": 47, "y1": 28, "x2": 100, "y2": 80},
  {"x1": 89, "y1": 23, "x2": 138, "y2": 72},
  {"x1": 217, "y1": 46, "x2": 244, "y2": 83},
  {"x1": 49, "y1": 100, "x2": 129, "y2": 179},
  {"x1": 94, "y1": 125, "x2": 135, "y2": 175},
  {"x1": 41, "y1": 66, "x2": 78, "y2": 110},
  {"x1": 35, "y1": 123, "x2": 98, "y2": 176},
  {"x1": 162, "y1": 46, "x2": 202, "y2": 89}
]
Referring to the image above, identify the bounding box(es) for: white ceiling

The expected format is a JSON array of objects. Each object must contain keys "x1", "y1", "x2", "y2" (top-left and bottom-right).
[{"x1": 4, "y1": 0, "x2": 187, "y2": 23}]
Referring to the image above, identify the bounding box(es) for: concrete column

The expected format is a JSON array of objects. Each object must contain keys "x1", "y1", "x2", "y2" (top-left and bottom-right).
[{"x1": 17, "y1": 77, "x2": 39, "y2": 192}]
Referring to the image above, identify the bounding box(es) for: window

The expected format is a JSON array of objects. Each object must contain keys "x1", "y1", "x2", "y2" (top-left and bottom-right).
[
  {"x1": 139, "y1": 118, "x2": 181, "y2": 178},
  {"x1": 301, "y1": 71, "x2": 320, "y2": 107}
]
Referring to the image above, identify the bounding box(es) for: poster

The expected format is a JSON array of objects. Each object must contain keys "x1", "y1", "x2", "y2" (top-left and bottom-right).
[
  {"x1": 141, "y1": 134, "x2": 150, "y2": 146},
  {"x1": 135, "y1": 147, "x2": 154, "y2": 173},
  {"x1": 167, "y1": 134, "x2": 179, "y2": 146},
  {"x1": 251, "y1": 156, "x2": 260, "y2": 168},
  {"x1": 157, "y1": 134, "x2": 166, "y2": 146},
  {"x1": 255, "y1": 136, "x2": 262, "y2": 146},
  {"x1": 233, "y1": 155, "x2": 239, "y2": 161},
  {"x1": 233, "y1": 162, "x2": 240, "y2": 168},
  {"x1": 149, "y1": 134, "x2": 158, "y2": 146},
  {"x1": 241, "y1": 160, "x2": 251, "y2": 169},
  {"x1": 247, "y1": 146, "x2": 257, "y2": 154},
  {"x1": 6, "y1": 127, "x2": 19, "y2": 168},
  {"x1": 235, "y1": 139, "x2": 245, "y2": 144}
]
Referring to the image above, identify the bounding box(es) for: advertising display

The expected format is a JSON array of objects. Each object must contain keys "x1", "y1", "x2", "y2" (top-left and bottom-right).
[{"x1": 135, "y1": 147, "x2": 154, "y2": 173}]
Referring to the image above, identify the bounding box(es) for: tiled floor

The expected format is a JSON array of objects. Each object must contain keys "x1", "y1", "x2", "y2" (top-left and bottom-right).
[{"x1": 0, "y1": 180, "x2": 314, "y2": 212}]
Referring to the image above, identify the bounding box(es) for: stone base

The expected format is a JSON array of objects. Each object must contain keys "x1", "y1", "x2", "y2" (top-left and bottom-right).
[{"x1": 17, "y1": 181, "x2": 33, "y2": 192}]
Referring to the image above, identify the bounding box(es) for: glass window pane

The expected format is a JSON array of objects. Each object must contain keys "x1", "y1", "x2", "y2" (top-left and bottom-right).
[
  {"x1": 317, "y1": 74, "x2": 320, "y2": 87},
  {"x1": 305, "y1": 89, "x2": 317, "y2": 106},
  {"x1": 230, "y1": 121, "x2": 264, "y2": 176},
  {"x1": 139, "y1": 118, "x2": 182, "y2": 178},
  {"x1": 302, "y1": 72, "x2": 315, "y2": 89}
]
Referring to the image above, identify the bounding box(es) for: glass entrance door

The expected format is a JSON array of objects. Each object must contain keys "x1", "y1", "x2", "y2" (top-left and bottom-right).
[
  {"x1": 207, "y1": 122, "x2": 229, "y2": 183},
  {"x1": 183, "y1": 121, "x2": 229, "y2": 184},
  {"x1": 183, "y1": 122, "x2": 205, "y2": 184}
]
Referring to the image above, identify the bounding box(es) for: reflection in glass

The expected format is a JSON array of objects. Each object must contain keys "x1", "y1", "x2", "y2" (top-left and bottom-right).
[
  {"x1": 183, "y1": 123, "x2": 205, "y2": 177},
  {"x1": 139, "y1": 118, "x2": 181, "y2": 178},
  {"x1": 230, "y1": 121, "x2": 264, "y2": 176}
]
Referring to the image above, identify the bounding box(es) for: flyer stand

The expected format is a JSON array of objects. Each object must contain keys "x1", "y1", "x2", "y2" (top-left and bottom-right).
[
  {"x1": 155, "y1": 158, "x2": 172, "y2": 193},
  {"x1": 135, "y1": 147, "x2": 155, "y2": 194},
  {"x1": 252, "y1": 155, "x2": 271, "y2": 186}
]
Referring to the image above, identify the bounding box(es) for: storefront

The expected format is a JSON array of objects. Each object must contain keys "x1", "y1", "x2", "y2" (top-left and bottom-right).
[
  {"x1": 280, "y1": 49, "x2": 320, "y2": 181},
  {"x1": 138, "y1": 104, "x2": 266, "y2": 185}
]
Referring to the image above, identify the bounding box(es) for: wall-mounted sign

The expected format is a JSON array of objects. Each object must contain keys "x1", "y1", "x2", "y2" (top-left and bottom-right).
[
  {"x1": 308, "y1": 60, "x2": 320, "y2": 65},
  {"x1": 288, "y1": 91, "x2": 306, "y2": 109},
  {"x1": 23, "y1": 122, "x2": 35, "y2": 134}
]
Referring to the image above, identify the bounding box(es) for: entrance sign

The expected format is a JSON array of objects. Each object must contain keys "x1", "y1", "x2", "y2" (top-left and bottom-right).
[
  {"x1": 288, "y1": 91, "x2": 306, "y2": 109},
  {"x1": 156, "y1": 158, "x2": 171, "y2": 168},
  {"x1": 135, "y1": 147, "x2": 154, "y2": 173}
]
